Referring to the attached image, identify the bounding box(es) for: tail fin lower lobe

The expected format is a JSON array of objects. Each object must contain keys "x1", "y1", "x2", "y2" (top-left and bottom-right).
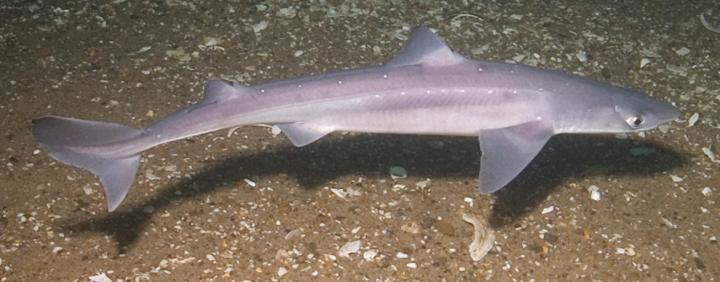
[{"x1": 32, "y1": 116, "x2": 142, "y2": 211}]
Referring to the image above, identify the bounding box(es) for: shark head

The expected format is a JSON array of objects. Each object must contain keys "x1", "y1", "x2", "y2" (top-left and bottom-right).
[
  {"x1": 610, "y1": 89, "x2": 680, "y2": 132},
  {"x1": 551, "y1": 76, "x2": 679, "y2": 134}
]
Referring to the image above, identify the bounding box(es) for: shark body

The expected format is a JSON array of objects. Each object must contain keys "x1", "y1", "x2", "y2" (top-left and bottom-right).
[{"x1": 32, "y1": 28, "x2": 679, "y2": 211}]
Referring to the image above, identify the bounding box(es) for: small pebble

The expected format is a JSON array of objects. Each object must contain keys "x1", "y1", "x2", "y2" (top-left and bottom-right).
[
  {"x1": 406, "y1": 262, "x2": 417, "y2": 269},
  {"x1": 389, "y1": 166, "x2": 407, "y2": 180},
  {"x1": 82, "y1": 184, "x2": 94, "y2": 195},
  {"x1": 616, "y1": 248, "x2": 626, "y2": 255},
  {"x1": 415, "y1": 179, "x2": 431, "y2": 189},
  {"x1": 675, "y1": 47, "x2": 690, "y2": 56},
  {"x1": 277, "y1": 7, "x2": 296, "y2": 18},
  {"x1": 463, "y1": 197, "x2": 474, "y2": 207},
  {"x1": 670, "y1": 175, "x2": 683, "y2": 182},
  {"x1": 363, "y1": 250, "x2": 377, "y2": 261},
  {"x1": 587, "y1": 185, "x2": 601, "y2": 201},
  {"x1": 396, "y1": 252, "x2": 409, "y2": 259},
  {"x1": 701, "y1": 187, "x2": 712, "y2": 197}
]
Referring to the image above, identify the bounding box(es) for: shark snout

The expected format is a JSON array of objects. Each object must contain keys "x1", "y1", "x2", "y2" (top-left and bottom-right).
[{"x1": 654, "y1": 100, "x2": 680, "y2": 124}]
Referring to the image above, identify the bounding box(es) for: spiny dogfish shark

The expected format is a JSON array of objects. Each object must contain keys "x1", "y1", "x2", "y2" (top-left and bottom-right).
[{"x1": 32, "y1": 27, "x2": 679, "y2": 211}]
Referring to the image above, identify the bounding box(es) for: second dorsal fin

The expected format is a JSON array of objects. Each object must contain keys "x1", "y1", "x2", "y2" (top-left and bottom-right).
[
  {"x1": 387, "y1": 27, "x2": 465, "y2": 67},
  {"x1": 202, "y1": 79, "x2": 253, "y2": 104}
]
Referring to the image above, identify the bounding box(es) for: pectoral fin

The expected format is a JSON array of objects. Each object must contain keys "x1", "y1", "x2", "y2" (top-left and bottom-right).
[
  {"x1": 276, "y1": 123, "x2": 333, "y2": 147},
  {"x1": 477, "y1": 121, "x2": 554, "y2": 194}
]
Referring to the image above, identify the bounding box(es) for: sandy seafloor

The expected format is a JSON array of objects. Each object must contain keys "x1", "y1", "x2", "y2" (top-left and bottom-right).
[{"x1": 1, "y1": 0, "x2": 719, "y2": 281}]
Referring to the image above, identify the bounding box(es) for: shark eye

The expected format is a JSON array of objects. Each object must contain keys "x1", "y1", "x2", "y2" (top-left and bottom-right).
[{"x1": 626, "y1": 115, "x2": 644, "y2": 128}]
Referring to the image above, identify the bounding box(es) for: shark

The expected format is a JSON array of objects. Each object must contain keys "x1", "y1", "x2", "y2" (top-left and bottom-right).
[{"x1": 32, "y1": 27, "x2": 679, "y2": 212}]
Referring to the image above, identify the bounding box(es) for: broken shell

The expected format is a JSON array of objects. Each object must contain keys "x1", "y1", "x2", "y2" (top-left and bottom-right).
[{"x1": 461, "y1": 212, "x2": 495, "y2": 262}]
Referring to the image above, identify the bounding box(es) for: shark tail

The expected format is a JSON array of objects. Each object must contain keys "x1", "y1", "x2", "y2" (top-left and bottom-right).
[{"x1": 31, "y1": 116, "x2": 142, "y2": 212}]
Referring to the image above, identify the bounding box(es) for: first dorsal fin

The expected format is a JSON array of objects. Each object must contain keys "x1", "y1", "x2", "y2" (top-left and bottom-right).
[{"x1": 387, "y1": 27, "x2": 465, "y2": 67}]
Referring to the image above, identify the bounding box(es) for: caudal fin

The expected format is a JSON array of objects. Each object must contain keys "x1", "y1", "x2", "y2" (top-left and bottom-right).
[{"x1": 32, "y1": 116, "x2": 142, "y2": 212}]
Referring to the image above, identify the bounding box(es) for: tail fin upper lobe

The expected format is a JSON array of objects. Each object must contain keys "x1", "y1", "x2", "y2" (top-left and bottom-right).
[{"x1": 32, "y1": 116, "x2": 142, "y2": 212}]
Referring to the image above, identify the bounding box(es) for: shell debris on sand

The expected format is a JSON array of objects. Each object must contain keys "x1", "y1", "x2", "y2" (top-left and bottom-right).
[
  {"x1": 338, "y1": 240, "x2": 361, "y2": 257},
  {"x1": 88, "y1": 273, "x2": 112, "y2": 282},
  {"x1": 701, "y1": 147, "x2": 718, "y2": 163},
  {"x1": 461, "y1": 212, "x2": 495, "y2": 262}
]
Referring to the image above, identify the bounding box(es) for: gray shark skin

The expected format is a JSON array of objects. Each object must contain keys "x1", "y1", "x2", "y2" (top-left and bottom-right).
[{"x1": 32, "y1": 27, "x2": 679, "y2": 212}]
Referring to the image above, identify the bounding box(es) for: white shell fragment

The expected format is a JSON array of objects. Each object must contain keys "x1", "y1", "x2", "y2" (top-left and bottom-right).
[
  {"x1": 702, "y1": 147, "x2": 717, "y2": 163},
  {"x1": 338, "y1": 240, "x2": 361, "y2": 257},
  {"x1": 587, "y1": 185, "x2": 602, "y2": 201},
  {"x1": 270, "y1": 125, "x2": 282, "y2": 136},
  {"x1": 253, "y1": 20, "x2": 269, "y2": 33},
  {"x1": 541, "y1": 206, "x2": 555, "y2": 214},
  {"x1": 640, "y1": 58, "x2": 651, "y2": 68},
  {"x1": 675, "y1": 47, "x2": 690, "y2": 56},
  {"x1": 363, "y1": 250, "x2": 377, "y2": 261},
  {"x1": 701, "y1": 187, "x2": 712, "y2": 197},
  {"x1": 243, "y1": 178, "x2": 256, "y2": 187},
  {"x1": 415, "y1": 179, "x2": 431, "y2": 189},
  {"x1": 670, "y1": 175, "x2": 683, "y2": 183},
  {"x1": 89, "y1": 273, "x2": 112, "y2": 282},
  {"x1": 461, "y1": 212, "x2": 495, "y2": 262},
  {"x1": 688, "y1": 112, "x2": 700, "y2": 127},
  {"x1": 166, "y1": 48, "x2": 191, "y2": 62},
  {"x1": 576, "y1": 50, "x2": 588, "y2": 62},
  {"x1": 277, "y1": 267, "x2": 288, "y2": 277},
  {"x1": 199, "y1": 37, "x2": 222, "y2": 50}
]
